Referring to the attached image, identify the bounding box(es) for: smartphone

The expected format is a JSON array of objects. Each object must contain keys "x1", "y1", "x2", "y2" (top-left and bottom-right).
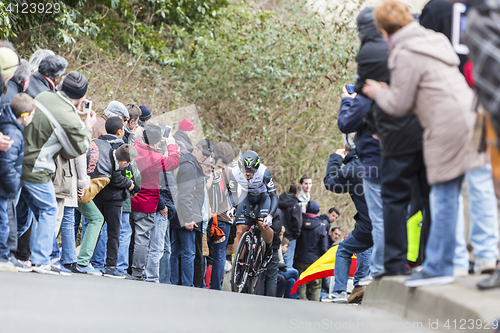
[
  {"x1": 452, "y1": 3, "x2": 469, "y2": 55},
  {"x1": 163, "y1": 125, "x2": 172, "y2": 138},
  {"x1": 346, "y1": 85, "x2": 355, "y2": 94},
  {"x1": 83, "y1": 101, "x2": 92, "y2": 114}
]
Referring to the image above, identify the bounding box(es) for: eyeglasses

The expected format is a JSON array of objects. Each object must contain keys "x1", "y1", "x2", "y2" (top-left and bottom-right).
[{"x1": 20, "y1": 108, "x2": 35, "y2": 118}]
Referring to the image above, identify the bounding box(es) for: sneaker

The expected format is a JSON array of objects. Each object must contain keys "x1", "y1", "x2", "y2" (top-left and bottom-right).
[
  {"x1": 348, "y1": 285, "x2": 365, "y2": 304},
  {"x1": 103, "y1": 267, "x2": 126, "y2": 279},
  {"x1": 477, "y1": 270, "x2": 500, "y2": 290},
  {"x1": 0, "y1": 260, "x2": 17, "y2": 273},
  {"x1": 321, "y1": 291, "x2": 348, "y2": 304},
  {"x1": 358, "y1": 275, "x2": 373, "y2": 287},
  {"x1": 51, "y1": 261, "x2": 72, "y2": 276},
  {"x1": 33, "y1": 264, "x2": 59, "y2": 275},
  {"x1": 9, "y1": 257, "x2": 32, "y2": 273},
  {"x1": 453, "y1": 267, "x2": 469, "y2": 278},
  {"x1": 63, "y1": 263, "x2": 87, "y2": 274},
  {"x1": 125, "y1": 273, "x2": 144, "y2": 281},
  {"x1": 224, "y1": 260, "x2": 232, "y2": 273},
  {"x1": 78, "y1": 264, "x2": 103, "y2": 276},
  {"x1": 475, "y1": 261, "x2": 497, "y2": 275},
  {"x1": 404, "y1": 270, "x2": 454, "y2": 287}
]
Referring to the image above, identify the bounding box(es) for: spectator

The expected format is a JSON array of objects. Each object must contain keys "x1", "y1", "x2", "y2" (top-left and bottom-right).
[
  {"x1": 328, "y1": 227, "x2": 342, "y2": 248},
  {"x1": 356, "y1": 6, "x2": 429, "y2": 277},
  {"x1": 92, "y1": 101, "x2": 129, "y2": 139},
  {"x1": 22, "y1": 71, "x2": 95, "y2": 274},
  {"x1": 257, "y1": 208, "x2": 283, "y2": 297},
  {"x1": 323, "y1": 133, "x2": 373, "y2": 303},
  {"x1": 124, "y1": 104, "x2": 142, "y2": 144},
  {"x1": 0, "y1": 93, "x2": 35, "y2": 272},
  {"x1": 129, "y1": 124, "x2": 179, "y2": 280},
  {"x1": 295, "y1": 201, "x2": 328, "y2": 301},
  {"x1": 77, "y1": 143, "x2": 138, "y2": 275},
  {"x1": 207, "y1": 142, "x2": 235, "y2": 290},
  {"x1": 276, "y1": 236, "x2": 300, "y2": 299},
  {"x1": 363, "y1": 0, "x2": 485, "y2": 286},
  {"x1": 3, "y1": 60, "x2": 30, "y2": 106},
  {"x1": 338, "y1": 7, "x2": 384, "y2": 281},
  {"x1": 139, "y1": 105, "x2": 152, "y2": 127},
  {"x1": 420, "y1": 0, "x2": 499, "y2": 279},
  {"x1": 278, "y1": 183, "x2": 303, "y2": 268},
  {"x1": 28, "y1": 49, "x2": 54, "y2": 73},
  {"x1": 174, "y1": 118, "x2": 195, "y2": 154},
  {"x1": 171, "y1": 138, "x2": 212, "y2": 287},
  {"x1": 25, "y1": 55, "x2": 67, "y2": 98},
  {"x1": 297, "y1": 175, "x2": 312, "y2": 213},
  {"x1": 319, "y1": 207, "x2": 340, "y2": 226},
  {"x1": 159, "y1": 171, "x2": 178, "y2": 284},
  {"x1": 91, "y1": 117, "x2": 136, "y2": 278}
]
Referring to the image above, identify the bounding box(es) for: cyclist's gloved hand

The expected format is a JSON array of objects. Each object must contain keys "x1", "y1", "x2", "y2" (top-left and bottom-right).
[
  {"x1": 227, "y1": 207, "x2": 236, "y2": 219},
  {"x1": 264, "y1": 215, "x2": 273, "y2": 227}
]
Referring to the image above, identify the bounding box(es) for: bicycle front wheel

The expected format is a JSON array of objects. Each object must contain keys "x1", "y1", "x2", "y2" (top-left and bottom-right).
[
  {"x1": 248, "y1": 239, "x2": 266, "y2": 295},
  {"x1": 231, "y1": 231, "x2": 251, "y2": 293}
]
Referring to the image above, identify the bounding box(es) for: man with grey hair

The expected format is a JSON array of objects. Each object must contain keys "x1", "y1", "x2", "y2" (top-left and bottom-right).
[
  {"x1": 28, "y1": 49, "x2": 55, "y2": 73},
  {"x1": 3, "y1": 60, "x2": 30, "y2": 106},
  {"x1": 323, "y1": 132, "x2": 373, "y2": 304},
  {"x1": 26, "y1": 55, "x2": 68, "y2": 98},
  {"x1": 92, "y1": 101, "x2": 130, "y2": 139}
]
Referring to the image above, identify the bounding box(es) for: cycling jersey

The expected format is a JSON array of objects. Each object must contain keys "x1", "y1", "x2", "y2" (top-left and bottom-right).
[{"x1": 229, "y1": 164, "x2": 278, "y2": 223}]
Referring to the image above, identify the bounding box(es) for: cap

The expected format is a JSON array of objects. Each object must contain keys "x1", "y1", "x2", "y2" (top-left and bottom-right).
[
  {"x1": 197, "y1": 138, "x2": 213, "y2": 157},
  {"x1": 306, "y1": 201, "x2": 320, "y2": 215},
  {"x1": 105, "y1": 101, "x2": 129, "y2": 119}
]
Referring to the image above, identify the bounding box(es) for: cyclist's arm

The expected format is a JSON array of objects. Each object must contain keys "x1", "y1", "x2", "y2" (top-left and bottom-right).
[
  {"x1": 228, "y1": 170, "x2": 238, "y2": 208},
  {"x1": 263, "y1": 169, "x2": 278, "y2": 217}
]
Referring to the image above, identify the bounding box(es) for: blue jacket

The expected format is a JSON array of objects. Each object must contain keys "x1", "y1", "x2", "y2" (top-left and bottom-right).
[
  {"x1": 295, "y1": 213, "x2": 328, "y2": 264},
  {"x1": 324, "y1": 151, "x2": 373, "y2": 246},
  {"x1": 338, "y1": 95, "x2": 381, "y2": 183},
  {"x1": 0, "y1": 106, "x2": 24, "y2": 199}
]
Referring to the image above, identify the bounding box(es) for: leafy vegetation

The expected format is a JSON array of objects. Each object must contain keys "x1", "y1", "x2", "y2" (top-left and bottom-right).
[{"x1": 9, "y1": 0, "x2": 363, "y2": 230}]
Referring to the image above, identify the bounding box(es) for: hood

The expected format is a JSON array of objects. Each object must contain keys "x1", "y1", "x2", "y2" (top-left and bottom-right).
[
  {"x1": 179, "y1": 152, "x2": 202, "y2": 170},
  {"x1": 391, "y1": 22, "x2": 460, "y2": 67},
  {"x1": 357, "y1": 7, "x2": 384, "y2": 45},
  {"x1": 0, "y1": 106, "x2": 23, "y2": 132},
  {"x1": 278, "y1": 192, "x2": 299, "y2": 209},
  {"x1": 301, "y1": 214, "x2": 322, "y2": 230},
  {"x1": 174, "y1": 130, "x2": 192, "y2": 145},
  {"x1": 343, "y1": 150, "x2": 358, "y2": 165},
  {"x1": 98, "y1": 134, "x2": 124, "y2": 146}
]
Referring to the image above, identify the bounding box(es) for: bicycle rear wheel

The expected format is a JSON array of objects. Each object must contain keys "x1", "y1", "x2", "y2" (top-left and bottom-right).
[{"x1": 231, "y1": 231, "x2": 251, "y2": 293}]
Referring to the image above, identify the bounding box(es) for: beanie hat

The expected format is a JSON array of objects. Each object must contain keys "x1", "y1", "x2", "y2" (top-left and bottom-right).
[
  {"x1": 61, "y1": 71, "x2": 88, "y2": 99},
  {"x1": 179, "y1": 118, "x2": 195, "y2": 131},
  {"x1": 306, "y1": 201, "x2": 320, "y2": 215},
  {"x1": 139, "y1": 105, "x2": 152, "y2": 122},
  {"x1": 143, "y1": 124, "x2": 162, "y2": 146},
  {"x1": 0, "y1": 47, "x2": 20, "y2": 78},
  {"x1": 105, "y1": 101, "x2": 129, "y2": 119}
]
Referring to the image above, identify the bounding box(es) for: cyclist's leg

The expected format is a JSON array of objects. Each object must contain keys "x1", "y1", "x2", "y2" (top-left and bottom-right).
[
  {"x1": 234, "y1": 196, "x2": 250, "y2": 251},
  {"x1": 256, "y1": 193, "x2": 273, "y2": 246}
]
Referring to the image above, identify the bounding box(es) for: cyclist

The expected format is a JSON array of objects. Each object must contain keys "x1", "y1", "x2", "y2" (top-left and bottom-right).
[{"x1": 228, "y1": 150, "x2": 277, "y2": 262}]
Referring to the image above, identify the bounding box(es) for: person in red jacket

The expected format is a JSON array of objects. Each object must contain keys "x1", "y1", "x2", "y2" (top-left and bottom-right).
[{"x1": 129, "y1": 124, "x2": 179, "y2": 280}]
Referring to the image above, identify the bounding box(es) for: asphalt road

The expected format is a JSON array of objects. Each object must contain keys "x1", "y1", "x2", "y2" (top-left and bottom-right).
[{"x1": 0, "y1": 271, "x2": 434, "y2": 333}]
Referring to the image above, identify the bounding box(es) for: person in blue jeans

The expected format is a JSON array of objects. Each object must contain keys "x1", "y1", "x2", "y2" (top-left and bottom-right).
[
  {"x1": 207, "y1": 142, "x2": 235, "y2": 290},
  {"x1": 323, "y1": 134, "x2": 373, "y2": 303}
]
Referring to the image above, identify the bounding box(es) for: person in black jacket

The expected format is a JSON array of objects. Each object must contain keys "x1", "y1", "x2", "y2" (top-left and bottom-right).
[
  {"x1": 357, "y1": 6, "x2": 429, "y2": 276},
  {"x1": 278, "y1": 183, "x2": 303, "y2": 269},
  {"x1": 171, "y1": 138, "x2": 212, "y2": 287},
  {"x1": 295, "y1": 201, "x2": 328, "y2": 301},
  {"x1": 323, "y1": 133, "x2": 373, "y2": 304},
  {"x1": 256, "y1": 208, "x2": 283, "y2": 297},
  {"x1": 25, "y1": 55, "x2": 67, "y2": 98},
  {"x1": 2, "y1": 60, "x2": 30, "y2": 107},
  {"x1": 92, "y1": 117, "x2": 135, "y2": 278}
]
